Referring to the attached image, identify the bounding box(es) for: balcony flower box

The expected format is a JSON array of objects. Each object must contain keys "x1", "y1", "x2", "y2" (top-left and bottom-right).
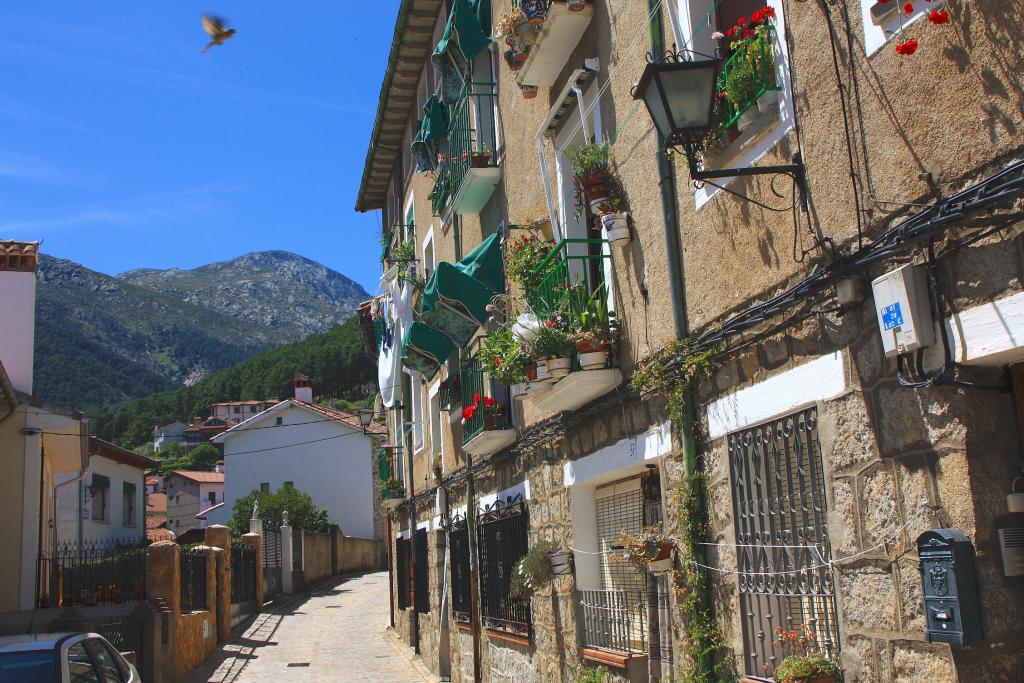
[
  {"x1": 517, "y1": 1, "x2": 596, "y2": 87},
  {"x1": 528, "y1": 368, "x2": 621, "y2": 413}
]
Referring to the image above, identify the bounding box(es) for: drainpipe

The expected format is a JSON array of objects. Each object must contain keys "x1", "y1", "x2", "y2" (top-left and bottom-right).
[
  {"x1": 54, "y1": 468, "x2": 89, "y2": 550},
  {"x1": 649, "y1": 0, "x2": 687, "y2": 342},
  {"x1": 403, "y1": 409, "x2": 420, "y2": 655},
  {"x1": 465, "y1": 452, "x2": 481, "y2": 683}
]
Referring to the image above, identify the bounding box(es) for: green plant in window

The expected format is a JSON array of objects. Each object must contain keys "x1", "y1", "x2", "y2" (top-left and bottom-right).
[
  {"x1": 723, "y1": 50, "x2": 757, "y2": 113},
  {"x1": 505, "y1": 234, "x2": 556, "y2": 290},
  {"x1": 527, "y1": 318, "x2": 573, "y2": 359},
  {"x1": 479, "y1": 330, "x2": 529, "y2": 385},
  {"x1": 566, "y1": 142, "x2": 610, "y2": 178},
  {"x1": 508, "y1": 539, "x2": 559, "y2": 599}
]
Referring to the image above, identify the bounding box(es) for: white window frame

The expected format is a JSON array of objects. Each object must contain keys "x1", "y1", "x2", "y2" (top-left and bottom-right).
[
  {"x1": 676, "y1": 0, "x2": 796, "y2": 209},
  {"x1": 422, "y1": 227, "x2": 436, "y2": 279},
  {"x1": 411, "y1": 373, "x2": 425, "y2": 454},
  {"x1": 428, "y1": 382, "x2": 443, "y2": 466},
  {"x1": 860, "y1": 0, "x2": 931, "y2": 56}
]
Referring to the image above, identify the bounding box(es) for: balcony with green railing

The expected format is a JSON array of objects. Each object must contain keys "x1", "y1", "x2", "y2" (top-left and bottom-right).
[
  {"x1": 431, "y1": 82, "x2": 500, "y2": 217},
  {"x1": 715, "y1": 24, "x2": 781, "y2": 131},
  {"x1": 526, "y1": 238, "x2": 611, "y2": 318},
  {"x1": 378, "y1": 445, "x2": 405, "y2": 507},
  {"x1": 523, "y1": 238, "x2": 622, "y2": 413},
  {"x1": 460, "y1": 348, "x2": 516, "y2": 456}
]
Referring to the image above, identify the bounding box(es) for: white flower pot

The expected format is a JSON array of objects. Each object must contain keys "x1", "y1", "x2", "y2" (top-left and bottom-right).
[
  {"x1": 649, "y1": 557, "x2": 673, "y2": 574},
  {"x1": 548, "y1": 550, "x2": 574, "y2": 575},
  {"x1": 546, "y1": 357, "x2": 571, "y2": 378},
  {"x1": 534, "y1": 363, "x2": 551, "y2": 381},
  {"x1": 578, "y1": 350, "x2": 608, "y2": 370},
  {"x1": 601, "y1": 212, "x2": 631, "y2": 246},
  {"x1": 757, "y1": 90, "x2": 779, "y2": 116},
  {"x1": 589, "y1": 196, "x2": 612, "y2": 214}
]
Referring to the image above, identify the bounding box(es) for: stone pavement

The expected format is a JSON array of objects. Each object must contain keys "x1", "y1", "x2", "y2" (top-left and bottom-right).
[{"x1": 181, "y1": 571, "x2": 435, "y2": 682}]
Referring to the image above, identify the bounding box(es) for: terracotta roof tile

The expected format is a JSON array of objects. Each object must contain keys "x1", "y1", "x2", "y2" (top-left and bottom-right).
[
  {"x1": 146, "y1": 492, "x2": 167, "y2": 513},
  {"x1": 146, "y1": 513, "x2": 168, "y2": 530},
  {"x1": 294, "y1": 400, "x2": 387, "y2": 435},
  {"x1": 172, "y1": 470, "x2": 225, "y2": 484},
  {"x1": 147, "y1": 528, "x2": 175, "y2": 542},
  {"x1": 0, "y1": 240, "x2": 40, "y2": 271}
]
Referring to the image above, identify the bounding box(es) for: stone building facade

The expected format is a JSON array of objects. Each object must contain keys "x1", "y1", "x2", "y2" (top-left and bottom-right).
[{"x1": 357, "y1": 1, "x2": 1024, "y2": 681}]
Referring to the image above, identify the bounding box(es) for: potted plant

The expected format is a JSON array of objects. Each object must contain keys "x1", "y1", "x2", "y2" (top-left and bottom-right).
[
  {"x1": 520, "y1": 83, "x2": 539, "y2": 99},
  {"x1": 509, "y1": 540, "x2": 568, "y2": 600},
  {"x1": 567, "y1": 290, "x2": 619, "y2": 369},
  {"x1": 528, "y1": 318, "x2": 573, "y2": 378},
  {"x1": 772, "y1": 625, "x2": 840, "y2": 683},
  {"x1": 506, "y1": 234, "x2": 555, "y2": 290},
  {"x1": 600, "y1": 211, "x2": 630, "y2": 245},
  {"x1": 568, "y1": 143, "x2": 611, "y2": 198},
  {"x1": 615, "y1": 527, "x2": 674, "y2": 573},
  {"x1": 480, "y1": 329, "x2": 529, "y2": 386},
  {"x1": 470, "y1": 145, "x2": 492, "y2": 168},
  {"x1": 724, "y1": 50, "x2": 759, "y2": 131},
  {"x1": 504, "y1": 48, "x2": 523, "y2": 71}
]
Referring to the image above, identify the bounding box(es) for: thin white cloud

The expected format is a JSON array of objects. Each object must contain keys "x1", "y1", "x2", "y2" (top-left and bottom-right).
[
  {"x1": 0, "y1": 153, "x2": 64, "y2": 181},
  {"x1": 0, "y1": 37, "x2": 367, "y2": 115}
]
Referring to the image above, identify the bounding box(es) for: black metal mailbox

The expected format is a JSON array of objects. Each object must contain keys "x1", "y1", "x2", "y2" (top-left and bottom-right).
[{"x1": 917, "y1": 528, "x2": 983, "y2": 645}]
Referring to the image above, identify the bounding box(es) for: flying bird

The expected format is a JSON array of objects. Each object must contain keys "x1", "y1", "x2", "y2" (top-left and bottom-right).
[{"x1": 201, "y1": 15, "x2": 236, "y2": 53}]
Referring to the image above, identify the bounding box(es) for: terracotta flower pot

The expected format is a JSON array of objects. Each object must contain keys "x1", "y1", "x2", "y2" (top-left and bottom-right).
[
  {"x1": 525, "y1": 363, "x2": 538, "y2": 381},
  {"x1": 471, "y1": 153, "x2": 490, "y2": 168},
  {"x1": 574, "y1": 340, "x2": 607, "y2": 354},
  {"x1": 568, "y1": 1, "x2": 587, "y2": 11},
  {"x1": 521, "y1": 0, "x2": 547, "y2": 25},
  {"x1": 579, "y1": 170, "x2": 606, "y2": 189}
]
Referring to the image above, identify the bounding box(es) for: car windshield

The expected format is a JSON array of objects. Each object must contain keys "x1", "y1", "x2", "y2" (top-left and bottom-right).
[{"x1": 0, "y1": 650, "x2": 57, "y2": 683}]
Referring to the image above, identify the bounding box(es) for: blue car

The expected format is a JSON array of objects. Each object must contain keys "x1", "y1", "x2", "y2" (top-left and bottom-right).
[{"x1": 0, "y1": 632, "x2": 140, "y2": 682}]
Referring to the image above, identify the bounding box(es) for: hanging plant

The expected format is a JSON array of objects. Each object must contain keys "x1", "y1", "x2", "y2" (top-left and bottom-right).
[
  {"x1": 884, "y1": 1, "x2": 951, "y2": 56},
  {"x1": 509, "y1": 539, "x2": 560, "y2": 599},
  {"x1": 505, "y1": 234, "x2": 555, "y2": 290},
  {"x1": 479, "y1": 329, "x2": 530, "y2": 385}
]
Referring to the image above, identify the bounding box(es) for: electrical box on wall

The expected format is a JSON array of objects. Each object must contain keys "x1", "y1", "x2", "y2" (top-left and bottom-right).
[{"x1": 871, "y1": 264, "x2": 936, "y2": 357}]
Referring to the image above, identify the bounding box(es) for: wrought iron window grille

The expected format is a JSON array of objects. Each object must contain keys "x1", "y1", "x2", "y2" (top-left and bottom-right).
[
  {"x1": 728, "y1": 406, "x2": 840, "y2": 678},
  {"x1": 396, "y1": 537, "x2": 413, "y2": 610},
  {"x1": 414, "y1": 529, "x2": 430, "y2": 614},
  {"x1": 448, "y1": 512, "x2": 472, "y2": 623},
  {"x1": 477, "y1": 495, "x2": 531, "y2": 635}
]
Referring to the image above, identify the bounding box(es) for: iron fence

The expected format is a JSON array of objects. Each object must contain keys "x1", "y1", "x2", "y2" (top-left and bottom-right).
[
  {"x1": 231, "y1": 544, "x2": 258, "y2": 603},
  {"x1": 449, "y1": 514, "x2": 472, "y2": 623},
  {"x1": 180, "y1": 547, "x2": 207, "y2": 612},
  {"x1": 729, "y1": 406, "x2": 840, "y2": 677},
  {"x1": 36, "y1": 539, "x2": 148, "y2": 609},
  {"x1": 526, "y1": 239, "x2": 611, "y2": 319},
  {"x1": 262, "y1": 526, "x2": 282, "y2": 568},
  {"x1": 431, "y1": 81, "x2": 498, "y2": 216},
  {"x1": 460, "y1": 346, "x2": 512, "y2": 445},
  {"x1": 477, "y1": 496, "x2": 531, "y2": 635},
  {"x1": 577, "y1": 589, "x2": 650, "y2": 655}
]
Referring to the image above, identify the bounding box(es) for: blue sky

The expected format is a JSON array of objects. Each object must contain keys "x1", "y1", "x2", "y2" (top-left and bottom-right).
[{"x1": 0, "y1": 1, "x2": 399, "y2": 293}]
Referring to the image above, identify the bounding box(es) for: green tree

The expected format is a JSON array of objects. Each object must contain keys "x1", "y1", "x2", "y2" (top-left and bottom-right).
[
  {"x1": 228, "y1": 485, "x2": 330, "y2": 535},
  {"x1": 186, "y1": 444, "x2": 221, "y2": 471}
]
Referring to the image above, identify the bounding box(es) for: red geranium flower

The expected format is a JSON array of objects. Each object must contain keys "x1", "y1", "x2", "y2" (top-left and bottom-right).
[
  {"x1": 494, "y1": 357, "x2": 501, "y2": 365},
  {"x1": 928, "y1": 9, "x2": 949, "y2": 23},
  {"x1": 752, "y1": 10, "x2": 764, "y2": 22},
  {"x1": 764, "y1": 6, "x2": 775, "y2": 17},
  {"x1": 717, "y1": 91, "x2": 728, "y2": 101},
  {"x1": 738, "y1": 16, "x2": 747, "y2": 27},
  {"x1": 484, "y1": 397, "x2": 495, "y2": 408},
  {"x1": 473, "y1": 393, "x2": 481, "y2": 404},
  {"x1": 894, "y1": 38, "x2": 918, "y2": 55},
  {"x1": 742, "y1": 29, "x2": 756, "y2": 39},
  {"x1": 903, "y1": 2, "x2": 913, "y2": 14},
  {"x1": 546, "y1": 319, "x2": 556, "y2": 329},
  {"x1": 726, "y1": 27, "x2": 735, "y2": 38}
]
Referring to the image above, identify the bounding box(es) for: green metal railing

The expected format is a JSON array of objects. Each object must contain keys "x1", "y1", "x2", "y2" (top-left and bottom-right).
[
  {"x1": 717, "y1": 25, "x2": 781, "y2": 131},
  {"x1": 378, "y1": 446, "x2": 405, "y2": 501},
  {"x1": 526, "y1": 239, "x2": 611, "y2": 317},
  {"x1": 460, "y1": 349, "x2": 512, "y2": 445},
  {"x1": 432, "y1": 82, "x2": 498, "y2": 216}
]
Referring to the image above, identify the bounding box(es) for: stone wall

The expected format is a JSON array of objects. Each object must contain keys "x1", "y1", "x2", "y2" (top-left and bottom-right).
[
  {"x1": 174, "y1": 610, "x2": 217, "y2": 680},
  {"x1": 335, "y1": 529, "x2": 381, "y2": 573},
  {"x1": 303, "y1": 530, "x2": 334, "y2": 583}
]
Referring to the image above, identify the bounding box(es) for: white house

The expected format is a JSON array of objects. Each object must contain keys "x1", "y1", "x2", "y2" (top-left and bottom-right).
[
  {"x1": 207, "y1": 378, "x2": 385, "y2": 539},
  {"x1": 152, "y1": 421, "x2": 187, "y2": 453},
  {"x1": 56, "y1": 437, "x2": 155, "y2": 546},
  {"x1": 165, "y1": 470, "x2": 225, "y2": 534}
]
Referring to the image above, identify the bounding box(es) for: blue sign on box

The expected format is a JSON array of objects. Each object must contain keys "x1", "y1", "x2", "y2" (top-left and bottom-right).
[{"x1": 882, "y1": 303, "x2": 904, "y2": 330}]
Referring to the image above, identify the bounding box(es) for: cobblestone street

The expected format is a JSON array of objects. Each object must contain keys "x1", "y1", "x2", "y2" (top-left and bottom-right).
[{"x1": 182, "y1": 571, "x2": 434, "y2": 682}]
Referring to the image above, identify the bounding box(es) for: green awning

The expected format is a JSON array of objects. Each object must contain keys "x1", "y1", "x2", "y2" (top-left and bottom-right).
[
  {"x1": 91, "y1": 475, "x2": 109, "y2": 489},
  {"x1": 401, "y1": 321, "x2": 455, "y2": 380},
  {"x1": 418, "y1": 232, "x2": 505, "y2": 348},
  {"x1": 432, "y1": 0, "x2": 492, "y2": 102},
  {"x1": 411, "y1": 95, "x2": 450, "y2": 173}
]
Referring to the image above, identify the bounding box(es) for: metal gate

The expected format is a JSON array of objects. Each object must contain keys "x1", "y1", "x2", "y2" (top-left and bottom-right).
[
  {"x1": 231, "y1": 545, "x2": 257, "y2": 604},
  {"x1": 728, "y1": 406, "x2": 839, "y2": 678},
  {"x1": 263, "y1": 526, "x2": 282, "y2": 567}
]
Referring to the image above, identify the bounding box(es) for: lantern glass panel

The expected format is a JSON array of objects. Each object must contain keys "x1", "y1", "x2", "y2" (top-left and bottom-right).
[
  {"x1": 659, "y1": 65, "x2": 717, "y2": 134},
  {"x1": 640, "y1": 75, "x2": 673, "y2": 139}
]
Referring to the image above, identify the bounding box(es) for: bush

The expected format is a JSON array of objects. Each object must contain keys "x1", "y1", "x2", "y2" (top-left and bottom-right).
[{"x1": 229, "y1": 484, "x2": 330, "y2": 535}]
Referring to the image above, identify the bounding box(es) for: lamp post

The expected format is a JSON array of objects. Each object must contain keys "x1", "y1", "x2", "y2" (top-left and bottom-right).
[
  {"x1": 356, "y1": 408, "x2": 374, "y2": 434},
  {"x1": 632, "y1": 47, "x2": 806, "y2": 207}
]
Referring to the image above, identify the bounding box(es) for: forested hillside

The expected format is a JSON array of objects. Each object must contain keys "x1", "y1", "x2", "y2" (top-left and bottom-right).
[{"x1": 91, "y1": 317, "x2": 374, "y2": 448}]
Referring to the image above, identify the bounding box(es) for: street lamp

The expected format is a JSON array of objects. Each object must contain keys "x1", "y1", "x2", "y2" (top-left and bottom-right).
[
  {"x1": 356, "y1": 409, "x2": 375, "y2": 433},
  {"x1": 632, "y1": 47, "x2": 806, "y2": 207}
]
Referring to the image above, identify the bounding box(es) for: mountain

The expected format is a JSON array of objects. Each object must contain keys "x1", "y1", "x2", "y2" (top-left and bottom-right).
[
  {"x1": 91, "y1": 317, "x2": 374, "y2": 448},
  {"x1": 119, "y1": 251, "x2": 368, "y2": 338},
  {"x1": 33, "y1": 252, "x2": 370, "y2": 410}
]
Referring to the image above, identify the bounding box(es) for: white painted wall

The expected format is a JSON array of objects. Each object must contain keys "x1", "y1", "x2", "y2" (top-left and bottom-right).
[
  {"x1": 214, "y1": 404, "x2": 377, "y2": 539},
  {"x1": 0, "y1": 270, "x2": 37, "y2": 394},
  {"x1": 56, "y1": 456, "x2": 147, "y2": 545},
  {"x1": 153, "y1": 423, "x2": 187, "y2": 453}
]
